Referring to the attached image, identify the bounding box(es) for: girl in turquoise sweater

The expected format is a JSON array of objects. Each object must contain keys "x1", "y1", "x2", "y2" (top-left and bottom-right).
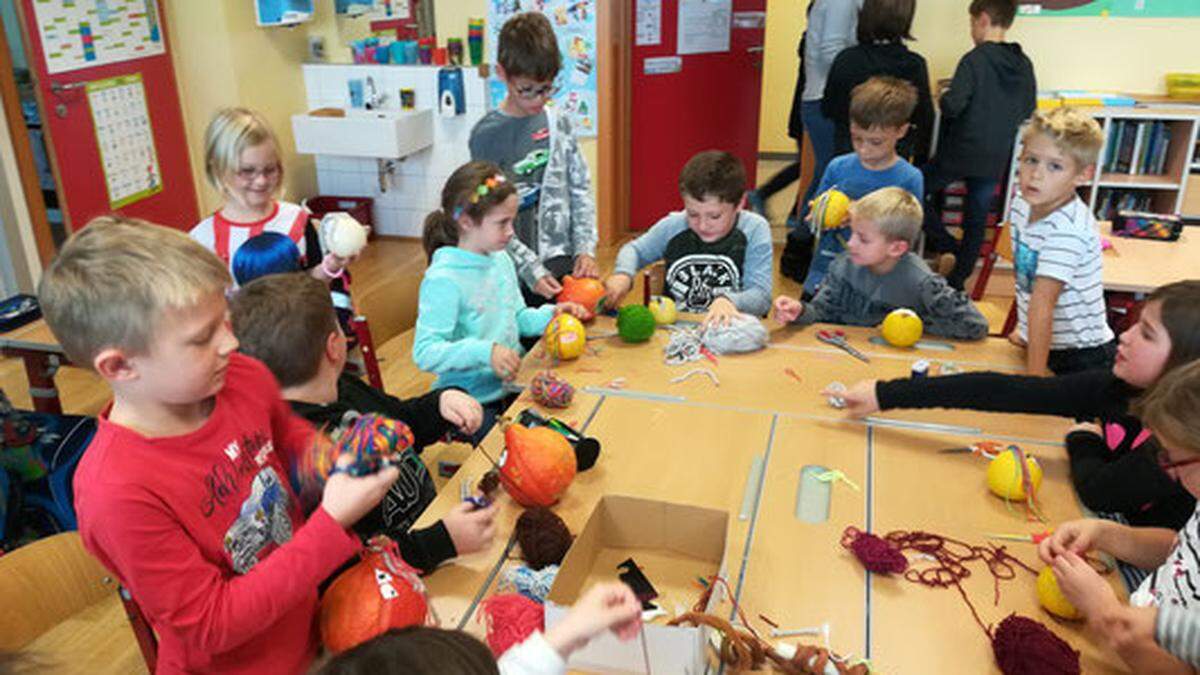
[{"x1": 414, "y1": 161, "x2": 585, "y2": 441}]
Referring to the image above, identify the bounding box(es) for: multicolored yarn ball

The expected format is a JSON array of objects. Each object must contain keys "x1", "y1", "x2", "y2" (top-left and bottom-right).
[
  {"x1": 992, "y1": 613, "x2": 1081, "y2": 675},
  {"x1": 295, "y1": 413, "x2": 415, "y2": 502},
  {"x1": 840, "y1": 526, "x2": 908, "y2": 574},
  {"x1": 319, "y1": 536, "x2": 430, "y2": 653},
  {"x1": 478, "y1": 593, "x2": 544, "y2": 657},
  {"x1": 500, "y1": 425, "x2": 577, "y2": 507},
  {"x1": 500, "y1": 564, "x2": 559, "y2": 603},
  {"x1": 515, "y1": 507, "x2": 573, "y2": 570},
  {"x1": 543, "y1": 313, "x2": 587, "y2": 361},
  {"x1": 617, "y1": 304, "x2": 656, "y2": 343},
  {"x1": 528, "y1": 370, "x2": 575, "y2": 408}
]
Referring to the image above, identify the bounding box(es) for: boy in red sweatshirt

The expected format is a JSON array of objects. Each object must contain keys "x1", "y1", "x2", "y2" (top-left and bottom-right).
[{"x1": 38, "y1": 217, "x2": 397, "y2": 674}]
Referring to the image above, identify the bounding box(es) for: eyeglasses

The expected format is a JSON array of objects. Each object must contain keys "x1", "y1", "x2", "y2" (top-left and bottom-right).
[
  {"x1": 513, "y1": 82, "x2": 559, "y2": 100},
  {"x1": 234, "y1": 164, "x2": 281, "y2": 182}
]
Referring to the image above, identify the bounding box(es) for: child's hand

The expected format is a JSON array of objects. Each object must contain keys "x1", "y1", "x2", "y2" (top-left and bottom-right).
[
  {"x1": 603, "y1": 274, "x2": 633, "y2": 310},
  {"x1": 1039, "y1": 519, "x2": 1108, "y2": 564},
  {"x1": 440, "y1": 389, "x2": 483, "y2": 435},
  {"x1": 1007, "y1": 329, "x2": 1027, "y2": 348},
  {"x1": 442, "y1": 500, "x2": 498, "y2": 556},
  {"x1": 1068, "y1": 421, "x2": 1104, "y2": 438},
  {"x1": 773, "y1": 296, "x2": 803, "y2": 325},
  {"x1": 490, "y1": 344, "x2": 521, "y2": 381},
  {"x1": 533, "y1": 275, "x2": 563, "y2": 299},
  {"x1": 703, "y1": 297, "x2": 739, "y2": 328},
  {"x1": 825, "y1": 379, "x2": 879, "y2": 417},
  {"x1": 320, "y1": 456, "x2": 400, "y2": 528},
  {"x1": 1052, "y1": 550, "x2": 1120, "y2": 620},
  {"x1": 544, "y1": 582, "x2": 643, "y2": 658},
  {"x1": 573, "y1": 254, "x2": 599, "y2": 278},
  {"x1": 555, "y1": 301, "x2": 590, "y2": 320}
]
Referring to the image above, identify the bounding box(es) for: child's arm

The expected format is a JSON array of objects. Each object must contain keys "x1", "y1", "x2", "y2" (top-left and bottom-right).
[
  {"x1": 506, "y1": 238, "x2": 558, "y2": 298},
  {"x1": 1066, "y1": 423, "x2": 1190, "y2": 518},
  {"x1": 916, "y1": 276, "x2": 989, "y2": 340},
  {"x1": 400, "y1": 502, "x2": 499, "y2": 573},
  {"x1": 717, "y1": 218, "x2": 773, "y2": 317},
  {"x1": 412, "y1": 277, "x2": 495, "y2": 374},
  {"x1": 1025, "y1": 277, "x2": 1064, "y2": 375},
  {"x1": 561, "y1": 119, "x2": 599, "y2": 275},
  {"x1": 938, "y1": 56, "x2": 976, "y2": 120},
  {"x1": 1040, "y1": 518, "x2": 1177, "y2": 570},
  {"x1": 908, "y1": 61, "x2": 936, "y2": 167},
  {"x1": 604, "y1": 216, "x2": 683, "y2": 307},
  {"x1": 498, "y1": 582, "x2": 642, "y2": 674},
  {"x1": 792, "y1": 256, "x2": 856, "y2": 326}
]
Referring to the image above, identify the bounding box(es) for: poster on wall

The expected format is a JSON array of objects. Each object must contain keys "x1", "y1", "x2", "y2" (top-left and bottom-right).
[
  {"x1": 86, "y1": 73, "x2": 163, "y2": 209},
  {"x1": 32, "y1": 0, "x2": 165, "y2": 74},
  {"x1": 1018, "y1": 0, "x2": 1200, "y2": 16},
  {"x1": 487, "y1": 0, "x2": 598, "y2": 138}
]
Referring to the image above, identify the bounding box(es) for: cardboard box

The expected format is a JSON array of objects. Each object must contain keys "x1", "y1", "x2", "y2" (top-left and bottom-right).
[{"x1": 545, "y1": 495, "x2": 729, "y2": 674}]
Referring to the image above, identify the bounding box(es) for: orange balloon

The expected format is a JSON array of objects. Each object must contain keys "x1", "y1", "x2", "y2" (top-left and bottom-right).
[
  {"x1": 556, "y1": 275, "x2": 607, "y2": 320},
  {"x1": 500, "y1": 425, "x2": 577, "y2": 507},
  {"x1": 320, "y1": 537, "x2": 429, "y2": 653}
]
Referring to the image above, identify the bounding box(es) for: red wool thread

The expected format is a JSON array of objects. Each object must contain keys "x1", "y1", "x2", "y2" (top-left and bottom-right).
[
  {"x1": 478, "y1": 593, "x2": 544, "y2": 658},
  {"x1": 840, "y1": 527, "x2": 908, "y2": 574}
]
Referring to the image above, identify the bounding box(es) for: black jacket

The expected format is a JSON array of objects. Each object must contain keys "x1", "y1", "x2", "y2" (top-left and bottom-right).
[
  {"x1": 877, "y1": 369, "x2": 1195, "y2": 530},
  {"x1": 934, "y1": 42, "x2": 1036, "y2": 178},
  {"x1": 822, "y1": 42, "x2": 935, "y2": 166}
]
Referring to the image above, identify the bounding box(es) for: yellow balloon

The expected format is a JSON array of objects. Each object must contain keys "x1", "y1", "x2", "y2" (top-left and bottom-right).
[
  {"x1": 881, "y1": 308, "x2": 924, "y2": 348},
  {"x1": 1037, "y1": 566, "x2": 1081, "y2": 620},
  {"x1": 986, "y1": 448, "x2": 1043, "y2": 500},
  {"x1": 647, "y1": 295, "x2": 677, "y2": 325},
  {"x1": 543, "y1": 314, "x2": 586, "y2": 361},
  {"x1": 810, "y1": 189, "x2": 851, "y2": 230}
]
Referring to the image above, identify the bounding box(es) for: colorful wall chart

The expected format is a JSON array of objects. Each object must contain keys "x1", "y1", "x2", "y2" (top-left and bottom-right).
[
  {"x1": 487, "y1": 0, "x2": 598, "y2": 137},
  {"x1": 32, "y1": 0, "x2": 164, "y2": 74},
  {"x1": 86, "y1": 73, "x2": 162, "y2": 209},
  {"x1": 1018, "y1": 0, "x2": 1200, "y2": 16}
]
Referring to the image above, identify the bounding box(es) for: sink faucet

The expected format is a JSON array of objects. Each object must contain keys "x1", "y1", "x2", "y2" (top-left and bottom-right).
[{"x1": 364, "y1": 76, "x2": 386, "y2": 110}]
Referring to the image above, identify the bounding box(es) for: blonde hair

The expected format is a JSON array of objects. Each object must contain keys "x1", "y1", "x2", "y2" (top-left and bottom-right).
[
  {"x1": 204, "y1": 107, "x2": 283, "y2": 196},
  {"x1": 38, "y1": 216, "x2": 231, "y2": 367},
  {"x1": 849, "y1": 187, "x2": 923, "y2": 247},
  {"x1": 1020, "y1": 107, "x2": 1104, "y2": 170},
  {"x1": 1133, "y1": 358, "x2": 1200, "y2": 456}
]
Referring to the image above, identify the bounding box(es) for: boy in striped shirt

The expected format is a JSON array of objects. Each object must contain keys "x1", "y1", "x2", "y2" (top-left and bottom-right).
[{"x1": 1010, "y1": 107, "x2": 1114, "y2": 375}]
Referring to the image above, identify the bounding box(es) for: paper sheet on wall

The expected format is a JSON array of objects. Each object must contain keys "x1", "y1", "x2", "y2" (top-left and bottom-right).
[
  {"x1": 1018, "y1": 0, "x2": 1200, "y2": 16},
  {"x1": 677, "y1": 0, "x2": 731, "y2": 55},
  {"x1": 86, "y1": 74, "x2": 163, "y2": 209},
  {"x1": 636, "y1": 0, "x2": 662, "y2": 46},
  {"x1": 32, "y1": 0, "x2": 165, "y2": 74}
]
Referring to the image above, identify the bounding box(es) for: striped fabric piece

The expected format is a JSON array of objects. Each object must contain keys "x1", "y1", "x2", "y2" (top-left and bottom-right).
[{"x1": 1156, "y1": 605, "x2": 1200, "y2": 668}]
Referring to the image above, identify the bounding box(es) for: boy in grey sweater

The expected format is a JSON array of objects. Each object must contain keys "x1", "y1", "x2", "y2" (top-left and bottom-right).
[{"x1": 774, "y1": 187, "x2": 987, "y2": 340}]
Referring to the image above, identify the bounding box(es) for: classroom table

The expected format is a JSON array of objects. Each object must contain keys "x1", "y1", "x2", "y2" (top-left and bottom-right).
[
  {"x1": 0, "y1": 318, "x2": 70, "y2": 414},
  {"x1": 409, "y1": 317, "x2": 1128, "y2": 673},
  {"x1": 1101, "y1": 221, "x2": 1199, "y2": 294}
]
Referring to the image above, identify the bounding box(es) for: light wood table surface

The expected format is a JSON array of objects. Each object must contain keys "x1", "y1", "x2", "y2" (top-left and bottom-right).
[{"x1": 1101, "y1": 221, "x2": 1199, "y2": 294}]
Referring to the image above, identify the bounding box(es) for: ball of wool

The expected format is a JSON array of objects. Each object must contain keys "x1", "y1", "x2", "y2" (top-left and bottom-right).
[
  {"x1": 515, "y1": 507, "x2": 573, "y2": 570},
  {"x1": 479, "y1": 593, "x2": 544, "y2": 658},
  {"x1": 617, "y1": 304, "x2": 656, "y2": 343},
  {"x1": 992, "y1": 614, "x2": 1081, "y2": 675},
  {"x1": 841, "y1": 526, "x2": 908, "y2": 575},
  {"x1": 700, "y1": 314, "x2": 769, "y2": 355},
  {"x1": 500, "y1": 564, "x2": 560, "y2": 603},
  {"x1": 529, "y1": 370, "x2": 575, "y2": 408}
]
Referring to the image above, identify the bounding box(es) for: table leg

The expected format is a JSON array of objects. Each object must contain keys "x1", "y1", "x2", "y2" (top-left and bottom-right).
[{"x1": 18, "y1": 352, "x2": 62, "y2": 414}]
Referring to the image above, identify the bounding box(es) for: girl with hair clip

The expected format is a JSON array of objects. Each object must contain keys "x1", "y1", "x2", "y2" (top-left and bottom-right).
[
  {"x1": 413, "y1": 161, "x2": 588, "y2": 442},
  {"x1": 833, "y1": 280, "x2": 1200, "y2": 530}
]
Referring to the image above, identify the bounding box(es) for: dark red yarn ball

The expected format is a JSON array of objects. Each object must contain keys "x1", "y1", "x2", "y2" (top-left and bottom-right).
[
  {"x1": 841, "y1": 526, "x2": 908, "y2": 575},
  {"x1": 992, "y1": 614, "x2": 1081, "y2": 675},
  {"x1": 515, "y1": 507, "x2": 573, "y2": 571}
]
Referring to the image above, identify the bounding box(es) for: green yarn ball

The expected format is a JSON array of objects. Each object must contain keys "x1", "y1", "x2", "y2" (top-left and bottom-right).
[{"x1": 617, "y1": 305, "x2": 657, "y2": 343}]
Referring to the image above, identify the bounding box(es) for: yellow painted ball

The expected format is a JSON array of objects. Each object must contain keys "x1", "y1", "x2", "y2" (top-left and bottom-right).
[
  {"x1": 811, "y1": 189, "x2": 851, "y2": 230},
  {"x1": 986, "y1": 448, "x2": 1044, "y2": 500},
  {"x1": 543, "y1": 314, "x2": 586, "y2": 361},
  {"x1": 647, "y1": 295, "x2": 677, "y2": 325},
  {"x1": 1037, "y1": 566, "x2": 1081, "y2": 620},
  {"x1": 880, "y1": 308, "x2": 924, "y2": 348}
]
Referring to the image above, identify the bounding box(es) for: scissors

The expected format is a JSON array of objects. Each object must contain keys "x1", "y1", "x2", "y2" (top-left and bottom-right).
[{"x1": 816, "y1": 329, "x2": 870, "y2": 363}]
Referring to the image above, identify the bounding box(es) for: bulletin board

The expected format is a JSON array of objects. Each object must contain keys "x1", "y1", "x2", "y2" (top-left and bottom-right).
[
  {"x1": 487, "y1": 0, "x2": 598, "y2": 137},
  {"x1": 86, "y1": 73, "x2": 163, "y2": 209},
  {"x1": 31, "y1": 0, "x2": 164, "y2": 74},
  {"x1": 1018, "y1": 0, "x2": 1200, "y2": 16}
]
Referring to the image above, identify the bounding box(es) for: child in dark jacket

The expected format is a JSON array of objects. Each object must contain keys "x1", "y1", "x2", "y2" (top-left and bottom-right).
[{"x1": 923, "y1": 0, "x2": 1037, "y2": 290}]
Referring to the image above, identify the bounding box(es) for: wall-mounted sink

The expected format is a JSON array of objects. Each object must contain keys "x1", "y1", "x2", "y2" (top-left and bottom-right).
[{"x1": 291, "y1": 108, "x2": 433, "y2": 159}]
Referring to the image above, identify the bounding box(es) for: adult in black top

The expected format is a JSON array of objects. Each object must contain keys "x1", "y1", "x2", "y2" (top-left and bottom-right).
[{"x1": 821, "y1": 0, "x2": 934, "y2": 166}]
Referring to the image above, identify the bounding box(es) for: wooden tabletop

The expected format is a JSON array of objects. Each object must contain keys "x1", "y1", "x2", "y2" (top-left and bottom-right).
[
  {"x1": 1101, "y1": 222, "x2": 1199, "y2": 294},
  {"x1": 0, "y1": 318, "x2": 64, "y2": 355},
  {"x1": 404, "y1": 316, "x2": 1123, "y2": 672}
]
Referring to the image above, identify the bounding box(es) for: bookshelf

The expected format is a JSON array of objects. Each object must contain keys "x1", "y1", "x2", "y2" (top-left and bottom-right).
[{"x1": 1003, "y1": 106, "x2": 1200, "y2": 223}]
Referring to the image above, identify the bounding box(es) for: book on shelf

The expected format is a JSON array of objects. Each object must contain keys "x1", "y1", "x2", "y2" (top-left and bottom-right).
[{"x1": 1103, "y1": 120, "x2": 1174, "y2": 177}]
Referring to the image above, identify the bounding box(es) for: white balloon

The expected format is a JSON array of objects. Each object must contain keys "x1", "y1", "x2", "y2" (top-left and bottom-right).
[{"x1": 321, "y1": 212, "x2": 369, "y2": 258}]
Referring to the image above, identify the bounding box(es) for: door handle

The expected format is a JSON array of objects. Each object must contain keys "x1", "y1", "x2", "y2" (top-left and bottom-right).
[
  {"x1": 746, "y1": 46, "x2": 765, "y2": 53},
  {"x1": 50, "y1": 81, "x2": 86, "y2": 94}
]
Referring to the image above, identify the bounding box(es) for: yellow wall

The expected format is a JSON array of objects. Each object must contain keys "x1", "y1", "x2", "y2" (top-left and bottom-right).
[{"x1": 758, "y1": 1, "x2": 1200, "y2": 153}]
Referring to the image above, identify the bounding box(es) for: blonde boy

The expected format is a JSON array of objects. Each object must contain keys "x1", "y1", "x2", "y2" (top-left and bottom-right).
[
  {"x1": 774, "y1": 187, "x2": 987, "y2": 340},
  {"x1": 40, "y1": 217, "x2": 394, "y2": 674},
  {"x1": 1011, "y1": 107, "x2": 1114, "y2": 375}
]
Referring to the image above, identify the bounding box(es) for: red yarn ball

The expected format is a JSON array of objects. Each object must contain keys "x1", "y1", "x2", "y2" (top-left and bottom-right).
[
  {"x1": 841, "y1": 526, "x2": 908, "y2": 575},
  {"x1": 992, "y1": 614, "x2": 1081, "y2": 675},
  {"x1": 479, "y1": 593, "x2": 544, "y2": 657}
]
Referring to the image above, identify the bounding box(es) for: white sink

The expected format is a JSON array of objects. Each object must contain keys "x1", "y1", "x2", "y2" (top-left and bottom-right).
[{"x1": 291, "y1": 108, "x2": 433, "y2": 159}]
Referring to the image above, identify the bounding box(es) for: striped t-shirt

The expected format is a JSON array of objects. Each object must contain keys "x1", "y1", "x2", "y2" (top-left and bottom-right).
[
  {"x1": 1131, "y1": 501, "x2": 1200, "y2": 611},
  {"x1": 1011, "y1": 195, "x2": 1113, "y2": 350},
  {"x1": 190, "y1": 201, "x2": 314, "y2": 270}
]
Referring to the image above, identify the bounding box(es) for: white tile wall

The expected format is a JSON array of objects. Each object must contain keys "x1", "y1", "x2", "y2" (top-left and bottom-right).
[{"x1": 300, "y1": 64, "x2": 492, "y2": 237}]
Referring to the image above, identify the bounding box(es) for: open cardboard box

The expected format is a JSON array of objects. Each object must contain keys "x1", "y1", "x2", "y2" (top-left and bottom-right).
[{"x1": 545, "y1": 495, "x2": 729, "y2": 674}]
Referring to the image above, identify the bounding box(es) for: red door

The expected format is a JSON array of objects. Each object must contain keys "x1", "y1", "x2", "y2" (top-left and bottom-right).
[
  {"x1": 630, "y1": 1, "x2": 766, "y2": 230},
  {"x1": 17, "y1": 0, "x2": 198, "y2": 232}
]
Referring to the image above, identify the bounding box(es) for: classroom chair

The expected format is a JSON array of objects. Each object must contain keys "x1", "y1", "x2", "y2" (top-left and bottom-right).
[{"x1": 0, "y1": 531, "x2": 148, "y2": 674}]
